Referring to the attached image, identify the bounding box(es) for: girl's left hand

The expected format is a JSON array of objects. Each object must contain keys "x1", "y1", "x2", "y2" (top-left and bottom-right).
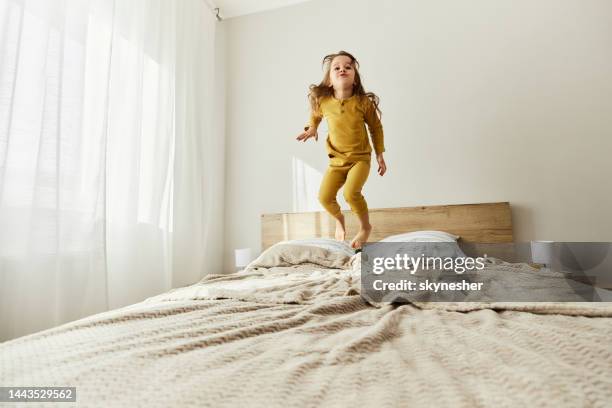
[{"x1": 376, "y1": 153, "x2": 387, "y2": 176}]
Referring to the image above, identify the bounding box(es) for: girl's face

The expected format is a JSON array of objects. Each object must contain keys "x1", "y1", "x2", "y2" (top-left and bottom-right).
[{"x1": 329, "y1": 55, "x2": 355, "y2": 90}]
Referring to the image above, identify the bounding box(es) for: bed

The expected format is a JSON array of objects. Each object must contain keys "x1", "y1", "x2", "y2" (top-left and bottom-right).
[{"x1": 1, "y1": 202, "x2": 611, "y2": 407}]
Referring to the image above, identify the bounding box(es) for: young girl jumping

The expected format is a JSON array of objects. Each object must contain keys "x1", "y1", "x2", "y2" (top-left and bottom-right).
[{"x1": 296, "y1": 50, "x2": 387, "y2": 249}]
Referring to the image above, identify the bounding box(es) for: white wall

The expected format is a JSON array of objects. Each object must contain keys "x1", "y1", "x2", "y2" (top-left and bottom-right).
[{"x1": 222, "y1": 0, "x2": 612, "y2": 273}]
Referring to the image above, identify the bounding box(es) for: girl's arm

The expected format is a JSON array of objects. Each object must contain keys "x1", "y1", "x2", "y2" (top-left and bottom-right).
[
  {"x1": 376, "y1": 153, "x2": 387, "y2": 176},
  {"x1": 305, "y1": 104, "x2": 323, "y2": 134},
  {"x1": 296, "y1": 127, "x2": 318, "y2": 142},
  {"x1": 363, "y1": 98, "x2": 385, "y2": 155},
  {"x1": 296, "y1": 105, "x2": 323, "y2": 142},
  {"x1": 363, "y1": 97, "x2": 387, "y2": 175}
]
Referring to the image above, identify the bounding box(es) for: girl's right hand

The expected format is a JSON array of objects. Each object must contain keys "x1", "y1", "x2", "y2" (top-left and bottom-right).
[{"x1": 296, "y1": 128, "x2": 318, "y2": 142}]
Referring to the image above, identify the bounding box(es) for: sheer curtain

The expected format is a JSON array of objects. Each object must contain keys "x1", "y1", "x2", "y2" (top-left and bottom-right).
[{"x1": 0, "y1": 0, "x2": 220, "y2": 341}]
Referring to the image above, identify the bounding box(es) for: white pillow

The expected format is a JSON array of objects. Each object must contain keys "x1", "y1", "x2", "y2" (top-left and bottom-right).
[
  {"x1": 276, "y1": 238, "x2": 356, "y2": 257},
  {"x1": 379, "y1": 230, "x2": 460, "y2": 243}
]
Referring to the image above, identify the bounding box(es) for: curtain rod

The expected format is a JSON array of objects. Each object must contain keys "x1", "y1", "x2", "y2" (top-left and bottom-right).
[{"x1": 202, "y1": 0, "x2": 223, "y2": 21}]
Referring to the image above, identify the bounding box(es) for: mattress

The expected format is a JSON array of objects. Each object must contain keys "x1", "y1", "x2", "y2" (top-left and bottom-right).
[{"x1": 1, "y1": 243, "x2": 611, "y2": 407}]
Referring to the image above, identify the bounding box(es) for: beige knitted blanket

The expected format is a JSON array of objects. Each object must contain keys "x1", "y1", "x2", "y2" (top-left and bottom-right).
[{"x1": 1, "y1": 244, "x2": 611, "y2": 407}]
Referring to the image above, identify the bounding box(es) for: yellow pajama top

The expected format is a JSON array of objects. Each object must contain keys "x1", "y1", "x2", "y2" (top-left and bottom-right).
[{"x1": 305, "y1": 94, "x2": 385, "y2": 164}]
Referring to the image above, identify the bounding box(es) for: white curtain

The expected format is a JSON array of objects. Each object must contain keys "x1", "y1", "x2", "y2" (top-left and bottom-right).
[{"x1": 0, "y1": 0, "x2": 221, "y2": 342}]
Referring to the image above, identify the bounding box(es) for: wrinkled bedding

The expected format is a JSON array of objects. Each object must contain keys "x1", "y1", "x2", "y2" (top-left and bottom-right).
[{"x1": 1, "y1": 244, "x2": 611, "y2": 407}]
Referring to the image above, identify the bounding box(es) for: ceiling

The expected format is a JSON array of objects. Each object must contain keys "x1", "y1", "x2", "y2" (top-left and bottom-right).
[{"x1": 207, "y1": 0, "x2": 313, "y2": 20}]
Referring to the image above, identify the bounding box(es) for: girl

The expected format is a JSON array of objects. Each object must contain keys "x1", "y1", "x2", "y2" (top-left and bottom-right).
[{"x1": 296, "y1": 50, "x2": 387, "y2": 249}]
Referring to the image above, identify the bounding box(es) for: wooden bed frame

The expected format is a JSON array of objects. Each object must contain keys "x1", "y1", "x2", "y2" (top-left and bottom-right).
[{"x1": 261, "y1": 202, "x2": 513, "y2": 250}]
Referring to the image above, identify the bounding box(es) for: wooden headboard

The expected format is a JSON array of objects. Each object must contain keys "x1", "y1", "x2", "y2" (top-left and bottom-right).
[{"x1": 261, "y1": 202, "x2": 513, "y2": 250}]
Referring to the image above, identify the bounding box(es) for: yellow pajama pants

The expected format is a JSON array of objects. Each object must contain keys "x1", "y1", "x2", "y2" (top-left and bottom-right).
[{"x1": 318, "y1": 160, "x2": 370, "y2": 218}]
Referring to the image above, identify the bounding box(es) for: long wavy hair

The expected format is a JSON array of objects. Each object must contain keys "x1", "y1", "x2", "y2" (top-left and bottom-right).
[{"x1": 307, "y1": 50, "x2": 382, "y2": 119}]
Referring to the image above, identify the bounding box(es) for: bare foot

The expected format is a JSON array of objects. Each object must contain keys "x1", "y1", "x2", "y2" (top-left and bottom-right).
[
  {"x1": 335, "y1": 214, "x2": 346, "y2": 241},
  {"x1": 350, "y1": 224, "x2": 372, "y2": 249}
]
